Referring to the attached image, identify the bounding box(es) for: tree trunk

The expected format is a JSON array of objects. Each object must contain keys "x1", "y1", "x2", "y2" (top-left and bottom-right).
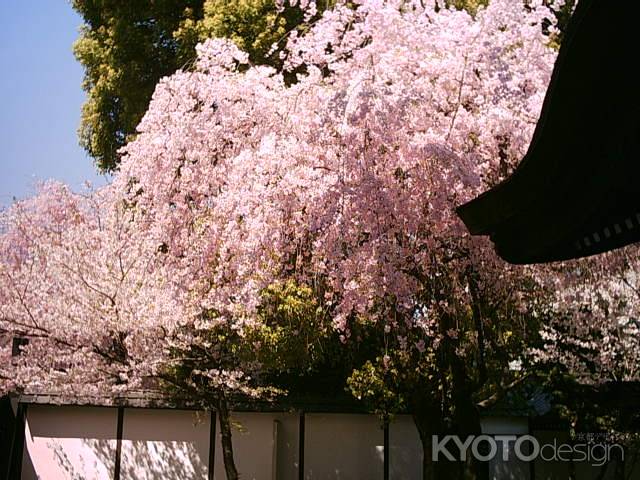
[
  {"x1": 413, "y1": 407, "x2": 437, "y2": 480},
  {"x1": 216, "y1": 394, "x2": 239, "y2": 480},
  {"x1": 414, "y1": 404, "x2": 487, "y2": 480},
  {"x1": 412, "y1": 396, "x2": 461, "y2": 480},
  {"x1": 457, "y1": 402, "x2": 488, "y2": 480},
  {"x1": 411, "y1": 302, "x2": 493, "y2": 480},
  {"x1": 451, "y1": 359, "x2": 489, "y2": 480}
]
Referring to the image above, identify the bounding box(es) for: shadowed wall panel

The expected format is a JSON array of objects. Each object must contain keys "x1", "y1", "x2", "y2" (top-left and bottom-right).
[
  {"x1": 21, "y1": 405, "x2": 117, "y2": 480},
  {"x1": 120, "y1": 408, "x2": 210, "y2": 480}
]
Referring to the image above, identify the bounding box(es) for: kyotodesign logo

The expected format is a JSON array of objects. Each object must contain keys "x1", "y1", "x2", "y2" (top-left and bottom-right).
[{"x1": 431, "y1": 434, "x2": 624, "y2": 467}]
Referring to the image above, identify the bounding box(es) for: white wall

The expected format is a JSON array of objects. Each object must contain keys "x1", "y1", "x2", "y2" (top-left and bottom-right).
[
  {"x1": 120, "y1": 408, "x2": 210, "y2": 480},
  {"x1": 304, "y1": 413, "x2": 384, "y2": 480},
  {"x1": 389, "y1": 415, "x2": 422, "y2": 480},
  {"x1": 213, "y1": 412, "x2": 299, "y2": 480},
  {"x1": 482, "y1": 417, "x2": 531, "y2": 480},
  {"x1": 22, "y1": 405, "x2": 118, "y2": 480},
  {"x1": 22, "y1": 405, "x2": 635, "y2": 480},
  {"x1": 274, "y1": 413, "x2": 301, "y2": 480}
]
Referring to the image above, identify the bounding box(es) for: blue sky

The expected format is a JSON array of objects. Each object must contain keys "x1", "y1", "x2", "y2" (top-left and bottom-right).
[{"x1": 0, "y1": 1, "x2": 108, "y2": 207}]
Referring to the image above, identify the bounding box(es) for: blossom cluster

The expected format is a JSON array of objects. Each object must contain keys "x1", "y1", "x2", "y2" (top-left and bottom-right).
[{"x1": 6, "y1": 0, "x2": 626, "y2": 401}]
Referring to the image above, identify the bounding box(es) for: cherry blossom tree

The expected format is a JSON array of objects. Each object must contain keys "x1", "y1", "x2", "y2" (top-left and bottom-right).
[
  {"x1": 109, "y1": 1, "x2": 560, "y2": 478},
  {"x1": 527, "y1": 249, "x2": 640, "y2": 479},
  {"x1": 0, "y1": 181, "x2": 176, "y2": 397},
  {"x1": 535, "y1": 250, "x2": 640, "y2": 386},
  {"x1": 1, "y1": 1, "x2": 578, "y2": 479}
]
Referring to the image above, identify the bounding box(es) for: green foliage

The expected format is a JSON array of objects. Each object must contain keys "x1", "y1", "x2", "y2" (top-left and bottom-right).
[
  {"x1": 177, "y1": 0, "x2": 335, "y2": 68},
  {"x1": 161, "y1": 280, "x2": 332, "y2": 405},
  {"x1": 252, "y1": 280, "x2": 331, "y2": 372},
  {"x1": 347, "y1": 358, "x2": 408, "y2": 420},
  {"x1": 443, "y1": 0, "x2": 489, "y2": 16}
]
